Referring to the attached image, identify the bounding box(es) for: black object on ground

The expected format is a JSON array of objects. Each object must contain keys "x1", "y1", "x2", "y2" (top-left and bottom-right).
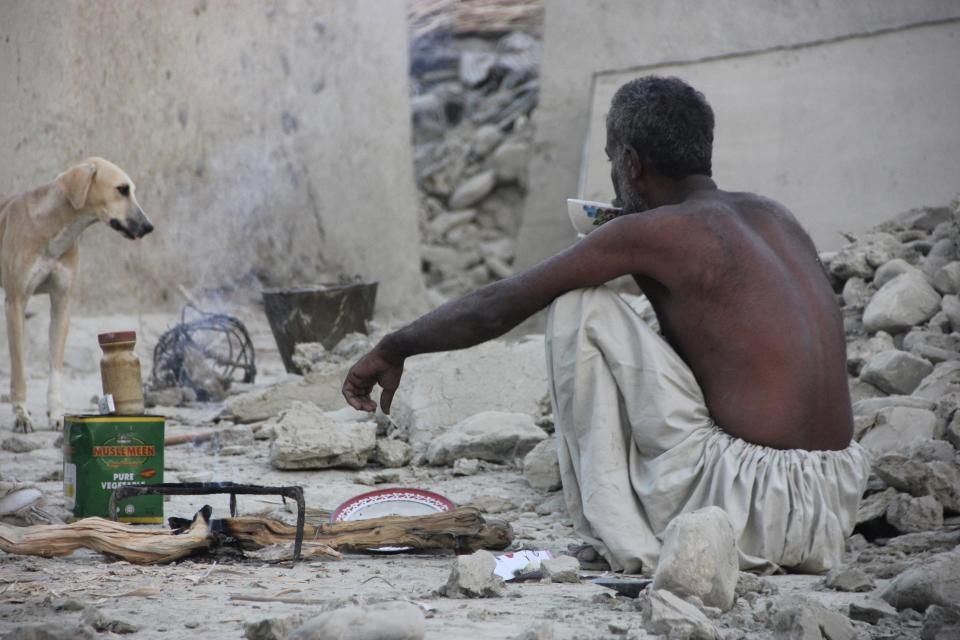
[
  {"x1": 262, "y1": 282, "x2": 378, "y2": 374},
  {"x1": 152, "y1": 305, "x2": 256, "y2": 399},
  {"x1": 591, "y1": 576, "x2": 653, "y2": 598},
  {"x1": 109, "y1": 482, "x2": 306, "y2": 561}
]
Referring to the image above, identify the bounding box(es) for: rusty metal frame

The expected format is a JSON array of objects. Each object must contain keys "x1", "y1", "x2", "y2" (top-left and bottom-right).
[{"x1": 109, "y1": 481, "x2": 306, "y2": 561}]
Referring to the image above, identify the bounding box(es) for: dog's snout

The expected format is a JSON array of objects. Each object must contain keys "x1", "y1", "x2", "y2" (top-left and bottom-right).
[{"x1": 140, "y1": 221, "x2": 154, "y2": 237}]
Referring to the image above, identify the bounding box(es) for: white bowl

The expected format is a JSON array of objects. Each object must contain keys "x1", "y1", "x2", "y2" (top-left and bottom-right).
[{"x1": 567, "y1": 198, "x2": 623, "y2": 236}]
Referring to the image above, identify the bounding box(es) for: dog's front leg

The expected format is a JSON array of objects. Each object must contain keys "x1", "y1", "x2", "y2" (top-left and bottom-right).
[
  {"x1": 5, "y1": 294, "x2": 33, "y2": 433},
  {"x1": 47, "y1": 289, "x2": 71, "y2": 430}
]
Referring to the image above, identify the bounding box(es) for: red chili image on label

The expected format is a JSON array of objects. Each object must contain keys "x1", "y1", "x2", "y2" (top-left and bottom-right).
[{"x1": 140, "y1": 468, "x2": 157, "y2": 479}]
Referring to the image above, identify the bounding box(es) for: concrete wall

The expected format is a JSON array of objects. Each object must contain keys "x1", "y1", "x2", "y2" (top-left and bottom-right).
[
  {"x1": 0, "y1": 0, "x2": 425, "y2": 317},
  {"x1": 516, "y1": 0, "x2": 960, "y2": 269}
]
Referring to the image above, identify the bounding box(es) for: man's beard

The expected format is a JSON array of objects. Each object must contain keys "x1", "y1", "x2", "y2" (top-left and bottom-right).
[{"x1": 612, "y1": 162, "x2": 649, "y2": 214}]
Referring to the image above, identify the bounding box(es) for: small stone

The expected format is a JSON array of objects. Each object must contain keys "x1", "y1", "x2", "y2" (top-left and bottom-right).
[
  {"x1": 769, "y1": 597, "x2": 855, "y2": 640},
  {"x1": 922, "y1": 604, "x2": 960, "y2": 640},
  {"x1": 459, "y1": 50, "x2": 496, "y2": 87},
  {"x1": 425, "y1": 411, "x2": 547, "y2": 466},
  {"x1": 925, "y1": 461, "x2": 960, "y2": 513},
  {"x1": 642, "y1": 589, "x2": 720, "y2": 640},
  {"x1": 653, "y1": 507, "x2": 739, "y2": 612},
  {"x1": 288, "y1": 601, "x2": 424, "y2": 640},
  {"x1": 81, "y1": 607, "x2": 138, "y2": 634},
  {"x1": 442, "y1": 550, "x2": 506, "y2": 598},
  {"x1": 2, "y1": 624, "x2": 97, "y2": 640},
  {"x1": 886, "y1": 494, "x2": 943, "y2": 533},
  {"x1": 933, "y1": 261, "x2": 960, "y2": 295},
  {"x1": 540, "y1": 556, "x2": 580, "y2": 583},
  {"x1": 863, "y1": 273, "x2": 942, "y2": 334},
  {"x1": 290, "y1": 342, "x2": 327, "y2": 373},
  {"x1": 873, "y1": 258, "x2": 925, "y2": 289},
  {"x1": 946, "y1": 414, "x2": 960, "y2": 450},
  {"x1": 912, "y1": 360, "x2": 960, "y2": 423},
  {"x1": 212, "y1": 425, "x2": 255, "y2": 455},
  {"x1": 943, "y1": 295, "x2": 960, "y2": 331},
  {"x1": 848, "y1": 599, "x2": 898, "y2": 625},
  {"x1": 426, "y1": 209, "x2": 475, "y2": 238},
  {"x1": 1, "y1": 434, "x2": 45, "y2": 453},
  {"x1": 841, "y1": 277, "x2": 874, "y2": 309},
  {"x1": 375, "y1": 439, "x2": 412, "y2": 468},
  {"x1": 268, "y1": 402, "x2": 376, "y2": 470},
  {"x1": 471, "y1": 124, "x2": 504, "y2": 157},
  {"x1": 895, "y1": 206, "x2": 953, "y2": 232},
  {"x1": 847, "y1": 331, "x2": 896, "y2": 375},
  {"x1": 451, "y1": 457, "x2": 481, "y2": 476},
  {"x1": 824, "y1": 565, "x2": 874, "y2": 592},
  {"x1": 448, "y1": 170, "x2": 496, "y2": 209},
  {"x1": 860, "y1": 350, "x2": 934, "y2": 395},
  {"x1": 522, "y1": 437, "x2": 561, "y2": 491},
  {"x1": 881, "y1": 549, "x2": 960, "y2": 611},
  {"x1": 354, "y1": 470, "x2": 401, "y2": 486},
  {"x1": 492, "y1": 140, "x2": 531, "y2": 184}
]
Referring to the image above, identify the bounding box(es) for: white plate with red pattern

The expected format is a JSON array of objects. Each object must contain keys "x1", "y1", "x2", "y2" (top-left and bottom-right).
[{"x1": 330, "y1": 488, "x2": 456, "y2": 552}]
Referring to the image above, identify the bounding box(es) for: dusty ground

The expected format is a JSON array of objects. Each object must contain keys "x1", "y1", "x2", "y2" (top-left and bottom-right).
[{"x1": 0, "y1": 303, "x2": 943, "y2": 639}]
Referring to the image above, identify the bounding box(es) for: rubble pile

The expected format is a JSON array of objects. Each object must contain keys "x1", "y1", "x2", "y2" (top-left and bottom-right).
[{"x1": 408, "y1": 23, "x2": 542, "y2": 300}]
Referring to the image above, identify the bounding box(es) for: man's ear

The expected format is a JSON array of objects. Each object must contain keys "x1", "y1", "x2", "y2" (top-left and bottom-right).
[
  {"x1": 624, "y1": 144, "x2": 644, "y2": 181},
  {"x1": 56, "y1": 162, "x2": 97, "y2": 210}
]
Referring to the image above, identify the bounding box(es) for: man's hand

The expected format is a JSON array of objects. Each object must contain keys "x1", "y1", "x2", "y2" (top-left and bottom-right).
[{"x1": 342, "y1": 346, "x2": 404, "y2": 414}]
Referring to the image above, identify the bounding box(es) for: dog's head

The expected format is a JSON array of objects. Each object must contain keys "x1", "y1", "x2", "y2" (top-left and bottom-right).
[{"x1": 56, "y1": 157, "x2": 154, "y2": 239}]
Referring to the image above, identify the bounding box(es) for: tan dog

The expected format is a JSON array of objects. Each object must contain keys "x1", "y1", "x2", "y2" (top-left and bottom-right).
[{"x1": 0, "y1": 158, "x2": 153, "y2": 432}]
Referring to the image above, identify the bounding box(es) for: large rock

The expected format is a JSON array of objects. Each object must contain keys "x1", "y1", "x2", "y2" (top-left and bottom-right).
[
  {"x1": 824, "y1": 566, "x2": 874, "y2": 592},
  {"x1": 847, "y1": 600, "x2": 898, "y2": 625},
  {"x1": 886, "y1": 494, "x2": 943, "y2": 533},
  {"x1": 881, "y1": 550, "x2": 960, "y2": 611},
  {"x1": 860, "y1": 350, "x2": 933, "y2": 395},
  {"x1": 858, "y1": 406, "x2": 937, "y2": 455},
  {"x1": 442, "y1": 550, "x2": 506, "y2": 598},
  {"x1": 391, "y1": 339, "x2": 547, "y2": 449},
  {"x1": 652, "y1": 507, "x2": 738, "y2": 612},
  {"x1": 220, "y1": 366, "x2": 348, "y2": 423},
  {"x1": 841, "y1": 277, "x2": 873, "y2": 309},
  {"x1": 913, "y1": 360, "x2": 960, "y2": 422},
  {"x1": 863, "y1": 273, "x2": 942, "y2": 334},
  {"x1": 375, "y1": 439, "x2": 412, "y2": 468},
  {"x1": 448, "y1": 170, "x2": 496, "y2": 209},
  {"x1": 269, "y1": 402, "x2": 376, "y2": 470},
  {"x1": 492, "y1": 140, "x2": 531, "y2": 184},
  {"x1": 426, "y1": 411, "x2": 546, "y2": 466},
  {"x1": 540, "y1": 555, "x2": 580, "y2": 583},
  {"x1": 641, "y1": 589, "x2": 719, "y2": 640},
  {"x1": 857, "y1": 487, "x2": 899, "y2": 523},
  {"x1": 288, "y1": 602, "x2": 424, "y2": 640},
  {"x1": 522, "y1": 437, "x2": 561, "y2": 491},
  {"x1": 922, "y1": 605, "x2": 960, "y2": 640}
]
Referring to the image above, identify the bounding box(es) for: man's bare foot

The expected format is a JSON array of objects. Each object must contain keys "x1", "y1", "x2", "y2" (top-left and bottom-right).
[{"x1": 567, "y1": 543, "x2": 611, "y2": 571}]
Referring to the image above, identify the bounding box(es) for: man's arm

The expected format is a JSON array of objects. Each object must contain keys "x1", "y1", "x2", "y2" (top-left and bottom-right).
[{"x1": 342, "y1": 208, "x2": 689, "y2": 412}]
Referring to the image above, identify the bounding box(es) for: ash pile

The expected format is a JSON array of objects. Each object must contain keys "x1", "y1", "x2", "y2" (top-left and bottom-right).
[{"x1": 408, "y1": 1, "x2": 543, "y2": 301}]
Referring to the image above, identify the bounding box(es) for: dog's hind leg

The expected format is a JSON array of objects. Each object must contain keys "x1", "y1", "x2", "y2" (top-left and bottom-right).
[
  {"x1": 47, "y1": 288, "x2": 70, "y2": 430},
  {"x1": 5, "y1": 294, "x2": 33, "y2": 433}
]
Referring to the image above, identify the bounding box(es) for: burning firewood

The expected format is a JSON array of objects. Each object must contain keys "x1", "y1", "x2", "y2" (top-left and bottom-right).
[{"x1": 0, "y1": 505, "x2": 214, "y2": 564}]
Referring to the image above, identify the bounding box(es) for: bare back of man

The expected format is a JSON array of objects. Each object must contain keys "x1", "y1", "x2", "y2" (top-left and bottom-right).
[{"x1": 631, "y1": 189, "x2": 852, "y2": 451}]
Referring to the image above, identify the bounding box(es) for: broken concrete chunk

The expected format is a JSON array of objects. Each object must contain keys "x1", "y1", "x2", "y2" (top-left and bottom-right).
[
  {"x1": 540, "y1": 555, "x2": 580, "y2": 583},
  {"x1": 642, "y1": 589, "x2": 720, "y2": 640},
  {"x1": 522, "y1": 436, "x2": 561, "y2": 491},
  {"x1": 220, "y1": 366, "x2": 348, "y2": 423},
  {"x1": 860, "y1": 349, "x2": 933, "y2": 395},
  {"x1": 375, "y1": 439, "x2": 412, "y2": 468},
  {"x1": 653, "y1": 507, "x2": 739, "y2": 612},
  {"x1": 0, "y1": 434, "x2": 45, "y2": 453},
  {"x1": 824, "y1": 565, "x2": 874, "y2": 592},
  {"x1": 933, "y1": 261, "x2": 960, "y2": 295},
  {"x1": 426, "y1": 411, "x2": 546, "y2": 466},
  {"x1": 769, "y1": 597, "x2": 855, "y2": 640},
  {"x1": 2, "y1": 623, "x2": 98, "y2": 640},
  {"x1": 288, "y1": 601, "x2": 425, "y2": 640},
  {"x1": 857, "y1": 487, "x2": 899, "y2": 524},
  {"x1": 449, "y1": 170, "x2": 496, "y2": 209},
  {"x1": 858, "y1": 406, "x2": 937, "y2": 455},
  {"x1": 863, "y1": 272, "x2": 942, "y2": 334},
  {"x1": 942, "y1": 294, "x2": 960, "y2": 331},
  {"x1": 81, "y1": 607, "x2": 139, "y2": 634},
  {"x1": 391, "y1": 339, "x2": 547, "y2": 449},
  {"x1": 873, "y1": 258, "x2": 925, "y2": 289},
  {"x1": 268, "y1": 401, "x2": 376, "y2": 470},
  {"x1": 442, "y1": 550, "x2": 506, "y2": 598},
  {"x1": 881, "y1": 549, "x2": 960, "y2": 611},
  {"x1": 847, "y1": 599, "x2": 897, "y2": 625},
  {"x1": 211, "y1": 424, "x2": 255, "y2": 456},
  {"x1": 912, "y1": 360, "x2": 960, "y2": 422},
  {"x1": 886, "y1": 494, "x2": 943, "y2": 533},
  {"x1": 922, "y1": 604, "x2": 960, "y2": 640},
  {"x1": 451, "y1": 457, "x2": 481, "y2": 476}
]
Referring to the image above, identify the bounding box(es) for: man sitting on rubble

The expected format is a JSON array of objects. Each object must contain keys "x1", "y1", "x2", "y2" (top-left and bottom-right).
[{"x1": 343, "y1": 76, "x2": 870, "y2": 574}]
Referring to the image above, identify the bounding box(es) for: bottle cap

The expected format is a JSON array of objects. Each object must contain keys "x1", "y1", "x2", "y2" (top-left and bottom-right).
[{"x1": 98, "y1": 331, "x2": 137, "y2": 346}]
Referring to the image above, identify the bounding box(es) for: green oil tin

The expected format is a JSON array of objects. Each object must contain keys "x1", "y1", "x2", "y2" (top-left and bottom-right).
[{"x1": 63, "y1": 415, "x2": 165, "y2": 523}]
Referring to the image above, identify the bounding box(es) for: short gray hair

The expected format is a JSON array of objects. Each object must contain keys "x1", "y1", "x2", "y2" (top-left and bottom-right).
[{"x1": 606, "y1": 76, "x2": 714, "y2": 178}]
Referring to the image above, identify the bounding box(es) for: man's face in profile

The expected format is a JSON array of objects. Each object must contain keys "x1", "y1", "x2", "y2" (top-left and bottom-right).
[{"x1": 606, "y1": 129, "x2": 649, "y2": 214}]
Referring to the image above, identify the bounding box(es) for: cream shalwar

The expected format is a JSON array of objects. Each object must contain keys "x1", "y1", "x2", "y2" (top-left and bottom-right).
[{"x1": 545, "y1": 286, "x2": 870, "y2": 575}]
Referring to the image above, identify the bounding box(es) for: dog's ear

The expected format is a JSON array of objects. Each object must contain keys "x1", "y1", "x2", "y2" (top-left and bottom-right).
[{"x1": 56, "y1": 162, "x2": 97, "y2": 210}]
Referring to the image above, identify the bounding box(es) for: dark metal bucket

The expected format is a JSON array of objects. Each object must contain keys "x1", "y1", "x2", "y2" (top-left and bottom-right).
[{"x1": 262, "y1": 282, "x2": 378, "y2": 374}]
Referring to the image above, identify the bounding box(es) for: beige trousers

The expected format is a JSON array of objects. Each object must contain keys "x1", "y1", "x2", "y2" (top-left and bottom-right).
[{"x1": 545, "y1": 286, "x2": 870, "y2": 575}]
